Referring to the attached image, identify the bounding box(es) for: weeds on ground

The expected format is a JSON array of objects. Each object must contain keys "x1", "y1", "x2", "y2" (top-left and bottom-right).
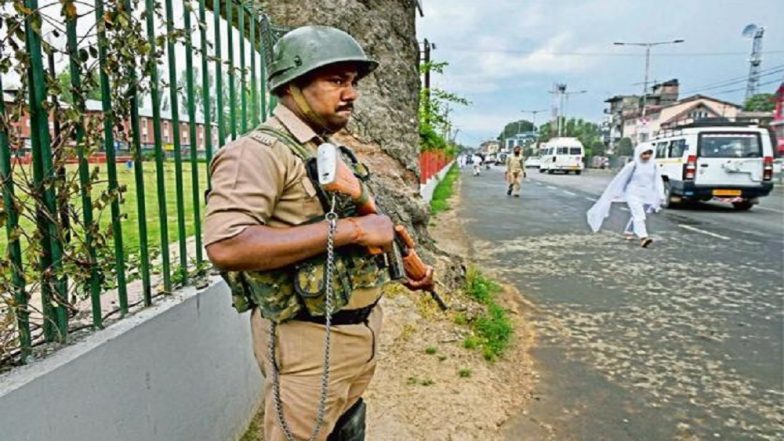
[
  {"x1": 429, "y1": 164, "x2": 460, "y2": 215},
  {"x1": 407, "y1": 376, "x2": 435, "y2": 386},
  {"x1": 462, "y1": 268, "x2": 513, "y2": 361}
]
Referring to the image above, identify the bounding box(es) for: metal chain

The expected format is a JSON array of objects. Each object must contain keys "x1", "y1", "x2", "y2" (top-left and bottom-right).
[{"x1": 269, "y1": 196, "x2": 338, "y2": 441}]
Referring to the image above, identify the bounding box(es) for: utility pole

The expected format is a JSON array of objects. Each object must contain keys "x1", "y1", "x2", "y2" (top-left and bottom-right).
[
  {"x1": 613, "y1": 39, "x2": 684, "y2": 118},
  {"x1": 548, "y1": 83, "x2": 568, "y2": 137},
  {"x1": 421, "y1": 39, "x2": 435, "y2": 125},
  {"x1": 521, "y1": 109, "x2": 547, "y2": 134},
  {"x1": 614, "y1": 39, "x2": 683, "y2": 143}
]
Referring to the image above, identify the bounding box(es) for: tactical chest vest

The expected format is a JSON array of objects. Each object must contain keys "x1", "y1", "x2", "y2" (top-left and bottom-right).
[{"x1": 221, "y1": 125, "x2": 389, "y2": 323}]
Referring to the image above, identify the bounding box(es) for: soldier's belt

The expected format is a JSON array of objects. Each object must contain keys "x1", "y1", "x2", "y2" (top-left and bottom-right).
[{"x1": 293, "y1": 301, "x2": 377, "y2": 326}]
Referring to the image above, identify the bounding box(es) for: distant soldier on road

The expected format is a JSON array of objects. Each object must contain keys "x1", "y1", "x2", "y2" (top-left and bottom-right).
[{"x1": 505, "y1": 146, "x2": 526, "y2": 197}]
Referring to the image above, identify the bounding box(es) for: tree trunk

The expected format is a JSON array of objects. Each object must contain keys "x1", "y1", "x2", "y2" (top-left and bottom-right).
[{"x1": 257, "y1": 0, "x2": 463, "y2": 287}]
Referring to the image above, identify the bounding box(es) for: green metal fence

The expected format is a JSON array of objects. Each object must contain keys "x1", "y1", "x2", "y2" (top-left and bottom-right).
[{"x1": 0, "y1": 0, "x2": 285, "y2": 365}]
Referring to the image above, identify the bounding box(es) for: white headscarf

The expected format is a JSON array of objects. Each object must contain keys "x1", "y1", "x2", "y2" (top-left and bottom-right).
[{"x1": 586, "y1": 144, "x2": 665, "y2": 233}]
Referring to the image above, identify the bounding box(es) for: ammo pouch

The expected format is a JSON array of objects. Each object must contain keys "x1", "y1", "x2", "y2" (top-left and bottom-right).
[
  {"x1": 222, "y1": 125, "x2": 387, "y2": 322},
  {"x1": 222, "y1": 245, "x2": 388, "y2": 323}
]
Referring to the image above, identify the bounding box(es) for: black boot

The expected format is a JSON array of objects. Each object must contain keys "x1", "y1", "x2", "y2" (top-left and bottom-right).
[
  {"x1": 327, "y1": 399, "x2": 366, "y2": 441},
  {"x1": 507, "y1": 184, "x2": 513, "y2": 196}
]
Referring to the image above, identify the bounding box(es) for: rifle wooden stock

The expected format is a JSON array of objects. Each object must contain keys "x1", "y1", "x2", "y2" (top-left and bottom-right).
[{"x1": 394, "y1": 225, "x2": 429, "y2": 279}]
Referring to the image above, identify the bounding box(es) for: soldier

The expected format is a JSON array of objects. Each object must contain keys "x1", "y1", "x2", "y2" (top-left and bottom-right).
[
  {"x1": 505, "y1": 146, "x2": 526, "y2": 197},
  {"x1": 204, "y1": 26, "x2": 435, "y2": 441}
]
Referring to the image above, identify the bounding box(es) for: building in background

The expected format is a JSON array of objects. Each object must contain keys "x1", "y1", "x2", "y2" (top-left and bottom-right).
[
  {"x1": 480, "y1": 140, "x2": 501, "y2": 155},
  {"x1": 604, "y1": 79, "x2": 680, "y2": 148},
  {"x1": 772, "y1": 83, "x2": 784, "y2": 156},
  {"x1": 3, "y1": 93, "x2": 219, "y2": 161}
]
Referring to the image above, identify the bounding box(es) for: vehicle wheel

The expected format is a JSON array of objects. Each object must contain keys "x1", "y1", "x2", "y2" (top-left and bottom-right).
[
  {"x1": 547, "y1": 169, "x2": 554, "y2": 174},
  {"x1": 662, "y1": 180, "x2": 677, "y2": 209},
  {"x1": 576, "y1": 170, "x2": 582, "y2": 175},
  {"x1": 732, "y1": 200, "x2": 753, "y2": 211},
  {"x1": 539, "y1": 168, "x2": 545, "y2": 174}
]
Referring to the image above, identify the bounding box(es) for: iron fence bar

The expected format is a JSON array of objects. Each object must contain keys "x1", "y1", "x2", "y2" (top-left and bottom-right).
[
  {"x1": 183, "y1": 0, "x2": 203, "y2": 265},
  {"x1": 46, "y1": 45, "x2": 70, "y2": 332},
  {"x1": 214, "y1": 0, "x2": 226, "y2": 148},
  {"x1": 238, "y1": 2, "x2": 247, "y2": 134},
  {"x1": 25, "y1": 0, "x2": 68, "y2": 341},
  {"x1": 164, "y1": 0, "x2": 190, "y2": 283},
  {"x1": 199, "y1": 0, "x2": 214, "y2": 174},
  {"x1": 144, "y1": 0, "x2": 173, "y2": 293},
  {"x1": 0, "y1": 74, "x2": 31, "y2": 357},
  {"x1": 226, "y1": 0, "x2": 237, "y2": 140},
  {"x1": 121, "y1": 0, "x2": 153, "y2": 305},
  {"x1": 66, "y1": 7, "x2": 102, "y2": 326},
  {"x1": 259, "y1": 17, "x2": 266, "y2": 121},
  {"x1": 249, "y1": 10, "x2": 258, "y2": 128},
  {"x1": 94, "y1": 0, "x2": 128, "y2": 316}
]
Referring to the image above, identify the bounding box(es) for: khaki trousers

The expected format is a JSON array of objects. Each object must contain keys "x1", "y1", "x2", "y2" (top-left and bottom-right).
[
  {"x1": 507, "y1": 170, "x2": 523, "y2": 195},
  {"x1": 250, "y1": 306, "x2": 382, "y2": 441}
]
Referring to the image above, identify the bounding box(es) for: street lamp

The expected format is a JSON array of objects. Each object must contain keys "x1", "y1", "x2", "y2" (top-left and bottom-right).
[
  {"x1": 613, "y1": 39, "x2": 684, "y2": 117},
  {"x1": 521, "y1": 109, "x2": 548, "y2": 134},
  {"x1": 420, "y1": 39, "x2": 437, "y2": 124}
]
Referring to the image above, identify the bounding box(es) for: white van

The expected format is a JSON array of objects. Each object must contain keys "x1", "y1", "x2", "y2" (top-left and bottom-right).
[
  {"x1": 538, "y1": 137, "x2": 585, "y2": 174},
  {"x1": 648, "y1": 123, "x2": 775, "y2": 210}
]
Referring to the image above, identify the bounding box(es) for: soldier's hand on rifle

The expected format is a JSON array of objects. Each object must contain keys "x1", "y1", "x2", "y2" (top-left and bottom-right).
[
  {"x1": 348, "y1": 214, "x2": 395, "y2": 249},
  {"x1": 404, "y1": 265, "x2": 435, "y2": 292}
]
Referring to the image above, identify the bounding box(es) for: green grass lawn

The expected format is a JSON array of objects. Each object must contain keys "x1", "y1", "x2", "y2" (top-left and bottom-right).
[
  {"x1": 0, "y1": 161, "x2": 210, "y2": 263},
  {"x1": 430, "y1": 163, "x2": 460, "y2": 215}
]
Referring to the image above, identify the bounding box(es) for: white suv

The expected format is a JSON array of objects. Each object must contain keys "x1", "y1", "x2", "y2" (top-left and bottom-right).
[{"x1": 648, "y1": 123, "x2": 775, "y2": 210}]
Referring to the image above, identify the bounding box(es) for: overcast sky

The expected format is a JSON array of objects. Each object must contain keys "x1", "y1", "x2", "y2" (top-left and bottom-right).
[{"x1": 417, "y1": 0, "x2": 784, "y2": 146}]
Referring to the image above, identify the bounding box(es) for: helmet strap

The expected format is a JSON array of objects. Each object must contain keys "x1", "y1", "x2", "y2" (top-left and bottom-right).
[{"x1": 290, "y1": 84, "x2": 331, "y2": 133}]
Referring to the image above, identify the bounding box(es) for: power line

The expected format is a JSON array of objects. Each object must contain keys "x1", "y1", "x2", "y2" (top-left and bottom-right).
[
  {"x1": 712, "y1": 78, "x2": 782, "y2": 96},
  {"x1": 680, "y1": 66, "x2": 784, "y2": 95},
  {"x1": 678, "y1": 63, "x2": 784, "y2": 91},
  {"x1": 437, "y1": 46, "x2": 784, "y2": 57}
]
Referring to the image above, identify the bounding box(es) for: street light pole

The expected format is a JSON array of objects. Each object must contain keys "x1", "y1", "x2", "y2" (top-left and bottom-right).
[
  {"x1": 613, "y1": 39, "x2": 684, "y2": 118},
  {"x1": 521, "y1": 109, "x2": 548, "y2": 133},
  {"x1": 562, "y1": 90, "x2": 586, "y2": 133},
  {"x1": 420, "y1": 39, "x2": 436, "y2": 125}
]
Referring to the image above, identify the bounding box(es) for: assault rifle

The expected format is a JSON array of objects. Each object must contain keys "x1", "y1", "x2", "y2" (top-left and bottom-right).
[{"x1": 316, "y1": 143, "x2": 448, "y2": 310}]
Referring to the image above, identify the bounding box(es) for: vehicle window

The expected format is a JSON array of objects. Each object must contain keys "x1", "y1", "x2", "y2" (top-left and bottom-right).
[
  {"x1": 698, "y1": 133, "x2": 762, "y2": 158},
  {"x1": 656, "y1": 142, "x2": 668, "y2": 158},
  {"x1": 557, "y1": 147, "x2": 568, "y2": 155},
  {"x1": 669, "y1": 139, "x2": 687, "y2": 158},
  {"x1": 569, "y1": 147, "x2": 581, "y2": 155}
]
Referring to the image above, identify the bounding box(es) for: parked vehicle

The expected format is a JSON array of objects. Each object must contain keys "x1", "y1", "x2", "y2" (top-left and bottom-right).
[
  {"x1": 524, "y1": 156, "x2": 541, "y2": 168},
  {"x1": 539, "y1": 137, "x2": 585, "y2": 174},
  {"x1": 590, "y1": 156, "x2": 610, "y2": 169},
  {"x1": 650, "y1": 122, "x2": 775, "y2": 210}
]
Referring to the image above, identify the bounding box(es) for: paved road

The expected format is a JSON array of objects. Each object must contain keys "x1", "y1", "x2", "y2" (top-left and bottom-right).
[{"x1": 457, "y1": 166, "x2": 783, "y2": 441}]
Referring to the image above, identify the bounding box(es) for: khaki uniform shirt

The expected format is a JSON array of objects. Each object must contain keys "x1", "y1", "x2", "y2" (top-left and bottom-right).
[
  {"x1": 204, "y1": 105, "x2": 381, "y2": 309},
  {"x1": 506, "y1": 154, "x2": 524, "y2": 173}
]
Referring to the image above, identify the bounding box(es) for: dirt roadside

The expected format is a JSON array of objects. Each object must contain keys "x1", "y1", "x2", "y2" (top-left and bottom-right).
[{"x1": 364, "y1": 175, "x2": 538, "y2": 441}]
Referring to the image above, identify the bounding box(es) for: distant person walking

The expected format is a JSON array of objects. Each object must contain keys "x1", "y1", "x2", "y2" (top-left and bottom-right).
[
  {"x1": 586, "y1": 144, "x2": 665, "y2": 248},
  {"x1": 472, "y1": 154, "x2": 483, "y2": 176},
  {"x1": 505, "y1": 146, "x2": 526, "y2": 197}
]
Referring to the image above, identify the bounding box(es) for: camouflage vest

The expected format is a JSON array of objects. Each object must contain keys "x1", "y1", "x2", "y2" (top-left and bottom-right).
[{"x1": 221, "y1": 126, "x2": 389, "y2": 323}]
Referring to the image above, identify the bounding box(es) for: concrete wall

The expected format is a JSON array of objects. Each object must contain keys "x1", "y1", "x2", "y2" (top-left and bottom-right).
[
  {"x1": 420, "y1": 160, "x2": 455, "y2": 203},
  {"x1": 0, "y1": 278, "x2": 263, "y2": 441}
]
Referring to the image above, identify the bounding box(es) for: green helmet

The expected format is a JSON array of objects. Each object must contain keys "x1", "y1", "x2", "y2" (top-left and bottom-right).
[{"x1": 268, "y1": 25, "x2": 378, "y2": 94}]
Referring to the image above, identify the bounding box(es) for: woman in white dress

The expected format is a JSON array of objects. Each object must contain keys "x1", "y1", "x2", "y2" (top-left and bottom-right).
[{"x1": 586, "y1": 144, "x2": 666, "y2": 248}]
